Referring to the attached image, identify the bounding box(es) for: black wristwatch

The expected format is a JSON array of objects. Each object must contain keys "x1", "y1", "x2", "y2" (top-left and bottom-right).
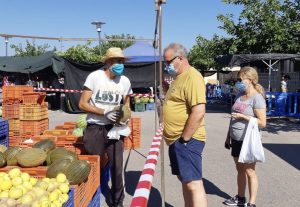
[{"x1": 179, "y1": 137, "x2": 190, "y2": 144}]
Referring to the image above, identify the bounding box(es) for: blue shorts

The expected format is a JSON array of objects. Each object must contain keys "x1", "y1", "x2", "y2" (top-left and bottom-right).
[{"x1": 168, "y1": 138, "x2": 205, "y2": 183}]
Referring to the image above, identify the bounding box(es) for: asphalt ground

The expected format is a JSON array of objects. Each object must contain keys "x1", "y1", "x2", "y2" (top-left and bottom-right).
[{"x1": 48, "y1": 105, "x2": 300, "y2": 207}]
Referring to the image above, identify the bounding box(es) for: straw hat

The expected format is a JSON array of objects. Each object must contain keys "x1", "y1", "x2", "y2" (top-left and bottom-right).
[{"x1": 101, "y1": 47, "x2": 127, "y2": 63}]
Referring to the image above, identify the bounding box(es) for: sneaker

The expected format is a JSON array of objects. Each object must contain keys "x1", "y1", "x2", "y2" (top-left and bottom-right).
[
  {"x1": 223, "y1": 195, "x2": 247, "y2": 206},
  {"x1": 247, "y1": 203, "x2": 256, "y2": 207}
]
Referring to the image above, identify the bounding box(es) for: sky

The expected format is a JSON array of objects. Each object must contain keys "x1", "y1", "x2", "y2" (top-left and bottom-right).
[{"x1": 0, "y1": 0, "x2": 242, "y2": 56}]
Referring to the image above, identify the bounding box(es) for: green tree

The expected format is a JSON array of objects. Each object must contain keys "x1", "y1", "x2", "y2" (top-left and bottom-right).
[
  {"x1": 217, "y1": 0, "x2": 300, "y2": 53},
  {"x1": 59, "y1": 34, "x2": 135, "y2": 63},
  {"x1": 188, "y1": 35, "x2": 234, "y2": 70},
  {"x1": 10, "y1": 40, "x2": 56, "y2": 57}
]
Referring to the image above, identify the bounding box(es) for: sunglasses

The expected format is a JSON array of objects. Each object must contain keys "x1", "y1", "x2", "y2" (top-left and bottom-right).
[{"x1": 164, "y1": 56, "x2": 178, "y2": 66}]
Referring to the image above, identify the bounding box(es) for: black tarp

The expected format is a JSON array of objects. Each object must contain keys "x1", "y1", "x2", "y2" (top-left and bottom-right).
[
  {"x1": 215, "y1": 53, "x2": 300, "y2": 66},
  {"x1": 0, "y1": 52, "x2": 64, "y2": 74},
  {"x1": 64, "y1": 59, "x2": 160, "y2": 113}
]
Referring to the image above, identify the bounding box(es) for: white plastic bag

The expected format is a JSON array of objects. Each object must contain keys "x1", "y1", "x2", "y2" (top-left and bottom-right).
[
  {"x1": 107, "y1": 125, "x2": 131, "y2": 140},
  {"x1": 238, "y1": 117, "x2": 265, "y2": 163}
]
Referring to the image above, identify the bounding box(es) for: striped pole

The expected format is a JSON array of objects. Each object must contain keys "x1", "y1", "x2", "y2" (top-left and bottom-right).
[{"x1": 130, "y1": 126, "x2": 163, "y2": 207}]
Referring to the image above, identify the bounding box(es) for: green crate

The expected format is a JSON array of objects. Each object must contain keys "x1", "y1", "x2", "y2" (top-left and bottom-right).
[{"x1": 134, "y1": 103, "x2": 145, "y2": 112}]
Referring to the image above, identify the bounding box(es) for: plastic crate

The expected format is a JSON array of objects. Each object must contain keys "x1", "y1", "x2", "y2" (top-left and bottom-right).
[
  {"x1": 124, "y1": 117, "x2": 141, "y2": 150},
  {"x1": 64, "y1": 122, "x2": 77, "y2": 126},
  {"x1": 19, "y1": 103, "x2": 48, "y2": 120},
  {"x1": 87, "y1": 187, "x2": 101, "y2": 207},
  {"x1": 134, "y1": 103, "x2": 146, "y2": 112},
  {"x1": 22, "y1": 92, "x2": 46, "y2": 105},
  {"x1": 146, "y1": 103, "x2": 155, "y2": 110},
  {"x1": 55, "y1": 125, "x2": 76, "y2": 130},
  {"x1": 0, "y1": 136, "x2": 8, "y2": 147},
  {"x1": 2, "y1": 103, "x2": 20, "y2": 119},
  {"x1": 43, "y1": 130, "x2": 72, "y2": 136},
  {"x1": 20, "y1": 119, "x2": 49, "y2": 136},
  {"x1": 0, "y1": 119, "x2": 9, "y2": 138},
  {"x1": 8, "y1": 119, "x2": 20, "y2": 131},
  {"x1": 2, "y1": 85, "x2": 33, "y2": 101},
  {"x1": 55, "y1": 135, "x2": 86, "y2": 155},
  {"x1": 11, "y1": 135, "x2": 58, "y2": 148}
]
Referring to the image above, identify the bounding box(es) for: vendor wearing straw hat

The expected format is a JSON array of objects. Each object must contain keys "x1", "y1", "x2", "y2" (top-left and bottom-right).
[{"x1": 79, "y1": 47, "x2": 132, "y2": 207}]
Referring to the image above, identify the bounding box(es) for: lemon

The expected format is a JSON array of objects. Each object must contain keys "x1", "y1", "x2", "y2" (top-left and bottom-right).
[
  {"x1": 8, "y1": 187, "x2": 23, "y2": 199},
  {"x1": 12, "y1": 177, "x2": 23, "y2": 186},
  {"x1": 17, "y1": 185, "x2": 28, "y2": 195},
  {"x1": 21, "y1": 172, "x2": 31, "y2": 182},
  {"x1": 39, "y1": 194, "x2": 48, "y2": 202},
  {"x1": 0, "y1": 180, "x2": 12, "y2": 191},
  {"x1": 23, "y1": 181, "x2": 33, "y2": 190},
  {"x1": 52, "y1": 200, "x2": 62, "y2": 207},
  {"x1": 56, "y1": 173, "x2": 67, "y2": 183},
  {"x1": 58, "y1": 183, "x2": 69, "y2": 194},
  {"x1": 61, "y1": 193, "x2": 69, "y2": 203},
  {"x1": 33, "y1": 187, "x2": 45, "y2": 197},
  {"x1": 32, "y1": 200, "x2": 41, "y2": 207},
  {"x1": 41, "y1": 200, "x2": 51, "y2": 207},
  {"x1": 0, "y1": 172, "x2": 6, "y2": 177},
  {"x1": 37, "y1": 181, "x2": 49, "y2": 191},
  {"x1": 42, "y1": 178, "x2": 51, "y2": 183},
  {"x1": 0, "y1": 191, "x2": 9, "y2": 198},
  {"x1": 30, "y1": 177, "x2": 38, "y2": 186},
  {"x1": 49, "y1": 191, "x2": 59, "y2": 202},
  {"x1": 8, "y1": 168, "x2": 21, "y2": 178},
  {"x1": 20, "y1": 194, "x2": 34, "y2": 205}
]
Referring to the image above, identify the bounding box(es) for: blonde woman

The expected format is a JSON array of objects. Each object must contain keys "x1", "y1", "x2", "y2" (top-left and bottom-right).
[{"x1": 224, "y1": 67, "x2": 266, "y2": 207}]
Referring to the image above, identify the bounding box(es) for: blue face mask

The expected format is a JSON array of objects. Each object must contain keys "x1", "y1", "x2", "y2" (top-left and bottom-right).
[
  {"x1": 111, "y1": 63, "x2": 124, "y2": 76},
  {"x1": 164, "y1": 64, "x2": 177, "y2": 76},
  {"x1": 234, "y1": 81, "x2": 247, "y2": 94}
]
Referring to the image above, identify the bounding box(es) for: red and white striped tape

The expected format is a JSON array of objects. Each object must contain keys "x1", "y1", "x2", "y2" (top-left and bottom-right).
[
  {"x1": 130, "y1": 126, "x2": 163, "y2": 207},
  {"x1": 34, "y1": 87, "x2": 83, "y2": 93},
  {"x1": 34, "y1": 88, "x2": 155, "y2": 98}
]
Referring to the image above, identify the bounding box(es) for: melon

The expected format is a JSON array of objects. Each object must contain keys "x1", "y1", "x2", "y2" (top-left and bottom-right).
[
  {"x1": 113, "y1": 104, "x2": 131, "y2": 124},
  {"x1": 76, "y1": 114, "x2": 87, "y2": 129},
  {"x1": 63, "y1": 159, "x2": 91, "y2": 185},
  {"x1": 4, "y1": 147, "x2": 22, "y2": 166},
  {"x1": 72, "y1": 127, "x2": 84, "y2": 137},
  {"x1": 16, "y1": 148, "x2": 47, "y2": 167},
  {"x1": 46, "y1": 158, "x2": 73, "y2": 178},
  {"x1": 47, "y1": 148, "x2": 77, "y2": 166},
  {"x1": 0, "y1": 145, "x2": 7, "y2": 153},
  {"x1": 32, "y1": 139, "x2": 56, "y2": 154},
  {"x1": 0, "y1": 152, "x2": 6, "y2": 167}
]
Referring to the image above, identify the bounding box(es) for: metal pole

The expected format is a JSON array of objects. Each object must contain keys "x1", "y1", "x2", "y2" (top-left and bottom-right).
[
  {"x1": 97, "y1": 30, "x2": 101, "y2": 55},
  {"x1": 5, "y1": 37, "x2": 8, "y2": 56},
  {"x1": 158, "y1": 2, "x2": 165, "y2": 207},
  {"x1": 269, "y1": 60, "x2": 271, "y2": 92}
]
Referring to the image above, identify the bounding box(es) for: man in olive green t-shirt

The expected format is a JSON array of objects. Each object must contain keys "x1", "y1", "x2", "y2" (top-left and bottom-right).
[{"x1": 163, "y1": 43, "x2": 207, "y2": 207}]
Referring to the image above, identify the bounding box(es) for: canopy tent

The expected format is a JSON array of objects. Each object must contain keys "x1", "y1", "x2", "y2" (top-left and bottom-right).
[
  {"x1": 0, "y1": 52, "x2": 64, "y2": 74},
  {"x1": 124, "y1": 41, "x2": 160, "y2": 62},
  {"x1": 215, "y1": 53, "x2": 300, "y2": 91}
]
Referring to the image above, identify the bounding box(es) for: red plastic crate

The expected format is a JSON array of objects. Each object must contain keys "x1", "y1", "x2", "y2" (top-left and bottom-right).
[
  {"x1": 2, "y1": 103, "x2": 20, "y2": 119},
  {"x1": 43, "y1": 130, "x2": 72, "y2": 136},
  {"x1": 21, "y1": 92, "x2": 46, "y2": 105},
  {"x1": 20, "y1": 119, "x2": 49, "y2": 136},
  {"x1": 19, "y1": 103, "x2": 48, "y2": 120},
  {"x1": 2, "y1": 85, "x2": 33, "y2": 101}
]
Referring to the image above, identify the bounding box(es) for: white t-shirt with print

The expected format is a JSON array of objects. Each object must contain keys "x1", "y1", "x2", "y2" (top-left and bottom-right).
[{"x1": 84, "y1": 69, "x2": 132, "y2": 125}]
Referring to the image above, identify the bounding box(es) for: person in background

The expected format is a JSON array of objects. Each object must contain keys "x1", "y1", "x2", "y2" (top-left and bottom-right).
[
  {"x1": 224, "y1": 67, "x2": 266, "y2": 207},
  {"x1": 163, "y1": 43, "x2": 207, "y2": 207},
  {"x1": 79, "y1": 47, "x2": 132, "y2": 207},
  {"x1": 281, "y1": 74, "x2": 290, "y2": 92}
]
